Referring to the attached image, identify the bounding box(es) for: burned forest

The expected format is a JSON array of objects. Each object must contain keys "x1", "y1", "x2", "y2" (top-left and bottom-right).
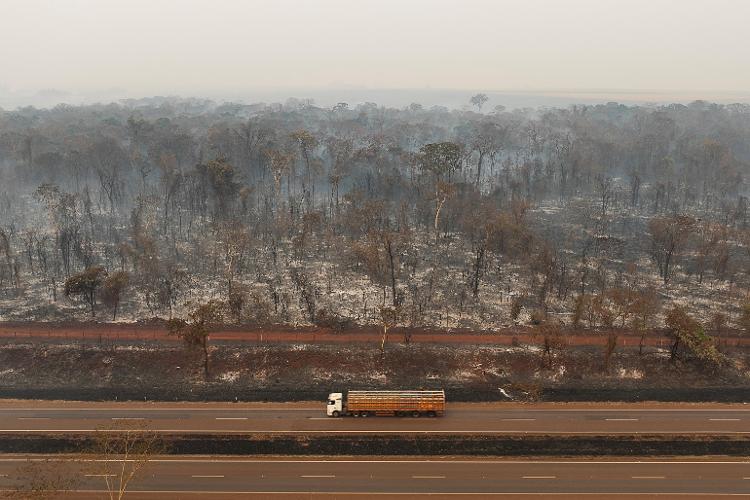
[{"x1": 1, "y1": 97, "x2": 750, "y2": 339}]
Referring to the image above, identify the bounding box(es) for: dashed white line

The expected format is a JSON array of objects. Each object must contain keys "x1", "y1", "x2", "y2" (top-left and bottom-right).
[
  {"x1": 215, "y1": 418, "x2": 248, "y2": 421},
  {"x1": 110, "y1": 417, "x2": 145, "y2": 420},
  {"x1": 605, "y1": 418, "x2": 639, "y2": 421},
  {"x1": 709, "y1": 418, "x2": 741, "y2": 421},
  {"x1": 19, "y1": 458, "x2": 746, "y2": 465},
  {"x1": 632, "y1": 476, "x2": 666, "y2": 479},
  {"x1": 501, "y1": 418, "x2": 536, "y2": 422},
  {"x1": 191, "y1": 475, "x2": 224, "y2": 478},
  {"x1": 412, "y1": 475, "x2": 446, "y2": 479},
  {"x1": 300, "y1": 475, "x2": 335, "y2": 478},
  {"x1": 3, "y1": 429, "x2": 750, "y2": 434},
  {"x1": 17, "y1": 417, "x2": 50, "y2": 420},
  {"x1": 85, "y1": 474, "x2": 116, "y2": 478},
  {"x1": 522, "y1": 476, "x2": 557, "y2": 479}
]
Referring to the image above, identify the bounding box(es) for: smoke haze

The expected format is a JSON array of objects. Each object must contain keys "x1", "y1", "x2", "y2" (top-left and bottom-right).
[{"x1": 1, "y1": 0, "x2": 749, "y2": 108}]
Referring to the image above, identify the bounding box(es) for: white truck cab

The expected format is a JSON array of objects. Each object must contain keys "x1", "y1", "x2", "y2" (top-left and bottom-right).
[{"x1": 326, "y1": 392, "x2": 343, "y2": 417}]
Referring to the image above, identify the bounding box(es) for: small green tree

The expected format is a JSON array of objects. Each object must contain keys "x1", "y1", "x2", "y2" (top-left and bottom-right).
[
  {"x1": 168, "y1": 300, "x2": 224, "y2": 379},
  {"x1": 534, "y1": 320, "x2": 566, "y2": 369},
  {"x1": 664, "y1": 305, "x2": 722, "y2": 366},
  {"x1": 64, "y1": 266, "x2": 107, "y2": 317},
  {"x1": 100, "y1": 271, "x2": 129, "y2": 320}
]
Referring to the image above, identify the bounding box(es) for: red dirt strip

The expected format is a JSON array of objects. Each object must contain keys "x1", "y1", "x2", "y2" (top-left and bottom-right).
[{"x1": 0, "y1": 323, "x2": 747, "y2": 347}]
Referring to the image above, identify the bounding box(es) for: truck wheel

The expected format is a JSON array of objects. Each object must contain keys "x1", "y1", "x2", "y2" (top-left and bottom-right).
[
  {"x1": 427, "y1": 411, "x2": 436, "y2": 418},
  {"x1": 332, "y1": 410, "x2": 340, "y2": 418},
  {"x1": 412, "y1": 411, "x2": 420, "y2": 418}
]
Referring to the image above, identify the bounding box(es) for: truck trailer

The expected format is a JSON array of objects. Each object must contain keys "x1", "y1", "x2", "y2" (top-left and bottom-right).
[{"x1": 326, "y1": 390, "x2": 445, "y2": 417}]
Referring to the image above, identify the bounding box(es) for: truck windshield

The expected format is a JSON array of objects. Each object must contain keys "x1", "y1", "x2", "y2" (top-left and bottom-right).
[{"x1": 328, "y1": 400, "x2": 335, "y2": 405}]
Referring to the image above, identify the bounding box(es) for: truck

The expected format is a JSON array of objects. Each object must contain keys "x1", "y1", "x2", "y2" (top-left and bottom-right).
[{"x1": 326, "y1": 390, "x2": 445, "y2": 417}]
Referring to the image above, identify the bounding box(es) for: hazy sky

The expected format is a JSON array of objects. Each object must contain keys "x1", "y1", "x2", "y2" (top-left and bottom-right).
[{"x1": 2, "y1": 0, "x2": 749, "y2": 98}]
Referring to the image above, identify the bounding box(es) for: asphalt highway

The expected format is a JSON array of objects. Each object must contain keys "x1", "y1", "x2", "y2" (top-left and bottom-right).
[
  {"x1": 0, "y1": 457, "x2": 748, "y2": 497},
  {"x1": 0, "y1": 401, "x2": 748, "y2": 434}
]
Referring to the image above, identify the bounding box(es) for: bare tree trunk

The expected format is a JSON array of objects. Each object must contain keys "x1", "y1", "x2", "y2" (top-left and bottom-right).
[
  {"x1": 434, "y1": 196, "x2": 447, "y2": 235},
  {"x1": 202, "y1": 340, "x2": 209, "y2": 380},
  {"x1": 385, "y1": 238, "x2": 397, "y2": 306},
  {"x1": 476, "y1": 151, "x2": 484, "y2": 187},
  {"x1": 380, "y1": 324, "x2": 388, "y2": 353},
  {"x1": 472, "y1": 245, "x2": 485, "y2": 297}
]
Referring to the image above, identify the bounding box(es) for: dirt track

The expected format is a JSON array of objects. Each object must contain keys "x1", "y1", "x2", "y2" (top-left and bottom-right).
[{"x1": 0, "y1": 323, "x2": 747, "y2": 347}]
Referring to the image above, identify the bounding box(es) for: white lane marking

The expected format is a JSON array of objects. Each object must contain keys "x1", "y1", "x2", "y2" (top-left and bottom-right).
[
  {"x1": 709, "y1": 418, "x2": 741, "y2": 421},
  {"x1": 5, "y1": 429, "x2": 750, "y2": 435},
  {"x1": 110, "y1": 417, "x2": 145, "y2": 420},
  {"x1": 510, "y1": 409, "x2": 750, "y2": 412},
  {"x1": 501, "y1": 418, "x2": 536, "y2": 422},
  {"x1": 308, "y1": 417, "x2": 334, "y2": 420},
  {"x1": 16, "y1": 417, "x2": 50, "y2": 420},
  {"x1": 300, "y1": 475, "x2": 335, "y2": 478},
  {"x1": 0, "y1": 408, "x2": 313, "y2": 412},
  {"x1": 605, "y1": 418, "x2": 639, "y2": 421},
  {"x1": 191, "y1": 475, "x2": 224, "y2": 478},
  {"x1": 522, "y1": 476, "x2": 556, "y2": 479},
  {"x1": 412, "y1": 475, "x2": 445, "y2": 479},
  {"x1": 3, "y1": 458, "x2": 750, "y2": 465},
  {"x1": 215, "y1": 418, "x2": 248, "y2": 421},
  {"x1": 85, "y1": 474, "x2": 116, "y2": 477},
  {"x1": 3, "y1": 407, "x2": 749, "y2": 413},
  {"x1": 632, "y1": 476, "x2": 666, "y2": 479},
  {"x1": 9, "y1": 491, "x2": 743, "y2": 496}
]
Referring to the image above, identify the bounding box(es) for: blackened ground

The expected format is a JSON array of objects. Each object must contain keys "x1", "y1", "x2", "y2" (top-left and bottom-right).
[
  {"x1": 0, "y1": 433, "x2": 748, "y2": 456},
  {"x1": 0, "y1": 341, "x2": 747, "y2": 402}
]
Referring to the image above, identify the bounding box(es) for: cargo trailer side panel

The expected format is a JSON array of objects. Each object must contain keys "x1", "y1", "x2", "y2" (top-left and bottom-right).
[{"x1": 346, "y1": 390, "x2": 445, "y2": 416}]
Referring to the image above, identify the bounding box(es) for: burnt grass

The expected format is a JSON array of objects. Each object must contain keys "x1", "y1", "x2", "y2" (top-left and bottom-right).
[
  {"x1": 0, "y1": 341, "x2": 748, "y2": 402},
  {"x1": 2, "y1": 433, "x2": 749, "y2": 456}
]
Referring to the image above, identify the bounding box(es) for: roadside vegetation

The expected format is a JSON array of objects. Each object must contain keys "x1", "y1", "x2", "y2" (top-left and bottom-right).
[
  {"x1": 3, "y1": 421, "x2": 164, "y2": 500},
  {"x1": 0, "y1": 334, "x2": 746, "y2": 403}
]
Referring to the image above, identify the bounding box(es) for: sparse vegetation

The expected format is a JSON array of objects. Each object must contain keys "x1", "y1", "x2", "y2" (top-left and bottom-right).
[
  {"x1": 84, "y1": 421, "x2": 166, "y2": 500},
  {"x1": 167, "y1": 300, "x2": 225, "y2": 379},
  {"x1": 4, "y1": 459, "x2": 80, "y2": 500},
  {"x1": 1, "y1": 98, "x2": 750, "y2": 375}
]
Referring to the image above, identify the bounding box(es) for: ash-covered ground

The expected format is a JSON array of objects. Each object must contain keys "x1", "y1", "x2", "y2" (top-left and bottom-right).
[{"x1": 0, "y1": 340, "x2": 747, "y2": 402}]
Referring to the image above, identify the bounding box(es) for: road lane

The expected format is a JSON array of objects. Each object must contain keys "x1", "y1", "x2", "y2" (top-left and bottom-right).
[
  {"x1": 0, "y1": 402, "x2": 748, "y2": 434},
  {"x1": 0, "y1": 457, "x2": 748, "y2": 496}
]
